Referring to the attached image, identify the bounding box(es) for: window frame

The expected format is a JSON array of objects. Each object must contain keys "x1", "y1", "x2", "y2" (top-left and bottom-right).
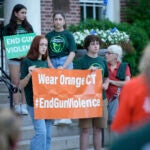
[{"x1": 79, "y1": 0, "x2": 103, "y2": 20}]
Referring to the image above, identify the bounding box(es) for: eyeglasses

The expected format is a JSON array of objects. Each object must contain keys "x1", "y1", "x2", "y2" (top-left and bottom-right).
[{"x1": 105, "y1": 51, "x2": 116, "y2": 55}]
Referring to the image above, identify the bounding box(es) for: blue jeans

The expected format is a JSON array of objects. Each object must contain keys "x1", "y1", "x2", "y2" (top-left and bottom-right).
[
  {"x1": 107, "y1": 96, "x2": 119, "y2": 124},
  {"x1": 51, "y1": 56, "x2": 73, "y2": 69},
  {"x1": 51, "y1": 56, "x2": 73, "y2": 124},
  {"x1": 27, "y1": 105, "x2": 52, "y2": 150}
]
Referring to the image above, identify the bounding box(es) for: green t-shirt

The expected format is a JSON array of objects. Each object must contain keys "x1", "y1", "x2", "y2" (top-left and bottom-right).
[
  {"x1": 45, "y1": 30, "x2": 77, "y2": 58},
  {"x1": 74, "y1": 54, "x2": 109, "y2": 99},
  {"x1": 20, "y1": 58, "x2": 48, "y2": 107}
]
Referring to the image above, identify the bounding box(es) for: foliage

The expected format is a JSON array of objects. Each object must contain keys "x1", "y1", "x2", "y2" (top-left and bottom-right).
[
  {"x1": 117, "y1": 23, "x2": 149, "y2": 54},
  {"x1": 124, "y1": 0, "x2": 150, "y2": 23},
  {"x1": 124, "y1": 0, "x2": 150, "y2": 43},
  {"x1": 133, "y1": 20, "x2": 150, "y2": 39},
  {"x1": 69, "y1": 19, "x2": 116, "y2": 32}
]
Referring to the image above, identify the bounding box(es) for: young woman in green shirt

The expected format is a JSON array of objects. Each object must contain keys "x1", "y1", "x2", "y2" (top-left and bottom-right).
[
  {"x1": 20, "y1": 35, "x2": 52, "y2": 150},
  {"x1": 3, "y1": 4, "x2": 33, "y2": 114},
  {"x1": 46, "y1": 11, "x2": 77, "y2": 125}
]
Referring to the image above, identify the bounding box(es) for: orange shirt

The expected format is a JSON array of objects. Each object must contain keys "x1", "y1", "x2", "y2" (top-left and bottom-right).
[{"x1": 111, "y1": 75, "x2": 150, "y2": 133}]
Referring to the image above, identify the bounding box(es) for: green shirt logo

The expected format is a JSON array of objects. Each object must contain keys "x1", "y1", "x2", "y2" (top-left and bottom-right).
[{"x1": 50, "y1": 36, "x2": 65, "y2": 53}]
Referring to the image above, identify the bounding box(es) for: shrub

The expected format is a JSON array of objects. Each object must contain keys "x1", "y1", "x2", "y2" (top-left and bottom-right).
[
  {"x1": 69, "y1": 19, "x2": 116, "y2": 32},
  {"x1": 116, "y1": 23, "x2": 149, "y2": 53},
  {"x1": 124, "y1": 0, "x2": 150, "y2": 23},
  {"x1": 133, "y1": 20, "x2": 150, "y2": 39}
]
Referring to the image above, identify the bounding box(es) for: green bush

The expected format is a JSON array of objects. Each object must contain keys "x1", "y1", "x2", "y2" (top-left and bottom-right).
[
  {"x1": 123, "y1": 0, "x2": 150, "y2": 40},
  {"x1": 69, "y1": 19, "x2": 116, "y2": 32},
  {"x1": 133, "y1": 20, "x2": 150, "y2": 39},
  {"x1": 119, "y1": 24, "x2": 149, "y2": 74},
  {"x1": 124, "y1": 0, "x2": 150, "y2": 23},
  {"x1": 117, "y1": 23, "x2": 149, "y2": 53}
]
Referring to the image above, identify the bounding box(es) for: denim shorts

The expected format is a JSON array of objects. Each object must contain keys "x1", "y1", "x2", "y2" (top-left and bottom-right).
[
  {"x1": 51, "y1": 56, "x2": 73, "y2": 69},
  {"x1": 7, "y1": 59, "x2": 20, "y2": 66}
]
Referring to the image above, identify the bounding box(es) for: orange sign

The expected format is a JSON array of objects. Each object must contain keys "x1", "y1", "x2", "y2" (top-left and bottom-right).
[{"x1": 32, "y1": 69, "x2": 103, "y2": 119}]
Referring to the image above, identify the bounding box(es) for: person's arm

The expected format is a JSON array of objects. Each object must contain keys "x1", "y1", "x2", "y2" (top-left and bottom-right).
[
  {"x1": 20, "y1": 65, "x2": 35, "y2": 88},
  {"x1": 47, "y1": 56, "x2": 54, "y2": 68},
  {"x1": 103, "y1": 77, "x2": 109, "y2": 90},
  {"x1": 89, "y1": 66, "x2": 109, "y2": 90},
  {"x1": 20, "y1": 73, "x2": 31, "y2": 88},
  {"x1": 58, "y1": 51, "x2": 75, "y2": 69},
  {"x1": 109, "y1": 65, "x2": 131, "y2": 87},
  {"x1": 109, "y1": 76, "x2": 130, "y2": 87}
]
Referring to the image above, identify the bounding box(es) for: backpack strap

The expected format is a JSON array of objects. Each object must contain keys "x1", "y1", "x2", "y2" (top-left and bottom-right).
[{"x1": 116, "y1": 62, "x2": 128, "y2": 81}]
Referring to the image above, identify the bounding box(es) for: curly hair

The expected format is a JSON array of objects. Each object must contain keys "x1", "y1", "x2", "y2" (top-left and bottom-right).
[{"x1": 84, "y1": 35, "x2": 102, "y2": 51}]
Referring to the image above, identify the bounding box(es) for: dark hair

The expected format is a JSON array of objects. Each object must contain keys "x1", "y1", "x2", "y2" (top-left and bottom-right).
[
  {"x1": 53, "y1": 11, "x2": 67, "y2": 29},
  {"x1": 7, "y1": 4, "x2": 33, "y2": 35},
  {"x1": 27, "y1": 35, "x2": 48, "y2": 60},
  {"x1": 84, "y1": 35, "x2": 102, "y2": 50}
]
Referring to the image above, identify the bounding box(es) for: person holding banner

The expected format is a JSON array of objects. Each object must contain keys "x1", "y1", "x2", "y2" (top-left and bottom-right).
[
  {"x1": 46, "y1": 11, "x2": 76, "y2": 125},
  {"x1": 74, "y1": 35, "x2": 109, "y2": 150},
  {"x1": 20, "y1": 35, "x2": 52, "y2": 150},
  {"x1": 105, "y1": 45, "x2": 131, "y2": 125},
  {"x1": 111, "y1": 44, "x2": 150, "y2": 134},
  {"x1": 3, "y1": 4, "x2": 34, "y2": 115}
]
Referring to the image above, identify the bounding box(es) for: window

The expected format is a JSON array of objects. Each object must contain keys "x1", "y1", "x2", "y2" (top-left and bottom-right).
[{"x1": 80, "y1": 0, "x2": 103, "y2": 21}]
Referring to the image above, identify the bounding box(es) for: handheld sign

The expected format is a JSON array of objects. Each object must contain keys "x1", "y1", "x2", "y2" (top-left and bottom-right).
[
  {"x1": 4, "y1": 33, "x2": 36, "y2": 59},
  {"x1": 32, "y1": 69, "x2": 103, "y2": 119}
]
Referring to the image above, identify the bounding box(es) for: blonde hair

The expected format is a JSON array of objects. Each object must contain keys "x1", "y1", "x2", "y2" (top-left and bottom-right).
[
  {"x1": 0, "y1": 108, "x2": 21, "y2": 150},
  {"x1": 107, "y1": 45, "x2": 123, "y2": 62}
]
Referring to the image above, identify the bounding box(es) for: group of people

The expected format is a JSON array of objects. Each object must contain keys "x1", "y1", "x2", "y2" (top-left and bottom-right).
[
  {"x1": 3, "y1": 3, "x2": 76, "y2": 150},
  {"x1": 3, "y1": 3, "x2": 150, "y2": 150}
]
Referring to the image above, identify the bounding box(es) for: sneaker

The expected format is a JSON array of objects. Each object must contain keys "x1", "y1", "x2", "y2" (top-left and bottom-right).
[
  {"x1": 21, "y1": 104, "x2": 28, "y2": 115},
  {"x1": 14, "y1": 104, "x2": 21, "y2": 114},
  {"x1": 54, "y1": 119, "x2": 72, "y2": 125}
]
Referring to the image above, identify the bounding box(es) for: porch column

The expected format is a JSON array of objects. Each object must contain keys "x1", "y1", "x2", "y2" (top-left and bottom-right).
[{"x1": 106, "y1": 0, "x2": 120, "y2": 23}]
